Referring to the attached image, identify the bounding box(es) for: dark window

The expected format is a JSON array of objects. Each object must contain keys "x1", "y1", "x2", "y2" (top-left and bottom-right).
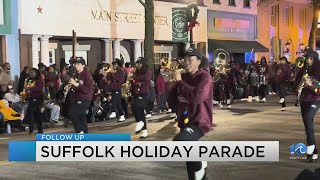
[
  {"x1": 229, "y1": 0, "x2": 236, "y2": 6},
  {"x1": 244, "y1": 0, "x2": 250, "y2": 8},
  {"x1": 213, "y1": 0, "x2": 220, "y2": 4}
]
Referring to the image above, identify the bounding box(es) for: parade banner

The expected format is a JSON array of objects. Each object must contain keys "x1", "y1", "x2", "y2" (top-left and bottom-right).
[
  {"x1": 8, "y1": 134, "x2": 279, "y2": 162},
  {"x1": 172, "y1": 8, "x2": 188, "y2": 42}
]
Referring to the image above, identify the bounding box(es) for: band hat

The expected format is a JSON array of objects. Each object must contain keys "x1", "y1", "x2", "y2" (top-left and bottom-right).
[
  {"x1": 185, "y1": 47, "x2": 202, "y2": 59},
  {"x1": 306, "y1": 51, "x2": 319, "y2": 61},
  {"x1": 112, "y1": 58, "x2": 123, "y2": 67},
  {"x1": 75, "y1": 57, "x2": 86, "y2": 65},
  {"x1": 136, "y1": 57, "x2": 145, "y2": 64}
]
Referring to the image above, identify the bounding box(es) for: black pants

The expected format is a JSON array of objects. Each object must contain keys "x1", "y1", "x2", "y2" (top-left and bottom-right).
[
  {"x1": 258, "y1": 85, "x2": 267, "y2": 99},
  {"x1": 111, "y1": 91, "x2": 124, "y2": 117},
  {"x1": 301, "y1": 101, "x2": 320, "y2": 145},
  {"x1": 277, "y1": 82, "x2": 287, "y2": 107},
  {"x1": 173, "y1": 126, "x2": 205, "y2": 180},
  {"x1": 26, "y1": 99, "x2": 43, "y2": 133},
  {"x1": 121, "y1": 98, "x2": 128, "y2": 117},
  {"x1": 69, "y1": 100, "x2": 91, "y2": 133},
  {"x1": 146, "y1": 100, "x2": 154, "y2": 114},
  {"x1": 133, "y1": 95, "x2": 147, "y2": 130}
]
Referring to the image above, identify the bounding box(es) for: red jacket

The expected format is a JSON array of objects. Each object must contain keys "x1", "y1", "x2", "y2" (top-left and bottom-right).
[
  {"x1": 171, "y1": 69, "x2": 213, "y2": 134},
  {"x1": 156, "y1": 74, "x2": 165, "y2": 95},
  {"x1": 110, "y1": 68, "x2": 125, "y2": 91},
  {"x1": 131, "y1": 70, "x2": 151, "y2": 96}
]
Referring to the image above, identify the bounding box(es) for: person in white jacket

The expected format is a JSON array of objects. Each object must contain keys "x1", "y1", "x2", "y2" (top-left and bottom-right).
[{"x1": 3, "y1": 85, "x2": 25, "y2": 115}]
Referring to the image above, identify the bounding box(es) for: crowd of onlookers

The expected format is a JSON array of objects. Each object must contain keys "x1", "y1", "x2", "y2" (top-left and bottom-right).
[{"x1": 0, "y1": 55, "x2": 301, "y2": 134}]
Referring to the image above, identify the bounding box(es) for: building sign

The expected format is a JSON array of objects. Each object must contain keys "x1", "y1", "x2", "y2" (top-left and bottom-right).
[
  {"x1": 214, "y1": 18, "x2": 250, "y2": 32},
  {"x1": 172, "y1": 8, "x2": 188, "y2": 42},
  {"x1": 91, "y1": 10, "x2": 169, "y2": 26},
  {"x1": 19, "y1": 0, "x2": 207, "y2": 42}
]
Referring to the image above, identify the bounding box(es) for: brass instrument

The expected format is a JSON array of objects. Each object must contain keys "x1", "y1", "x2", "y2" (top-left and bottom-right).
[
  {"x1": 20, "y1": 78, "x2": 36, "y2": 102},
  {"x1": 295, "y1": 57, "x2": 305, "y2": 68},
  {"x1": 61, "y1": 70, "x2": 77, "y2": 103},
  {"x1": 122, "y1": 68, "x2": 135, "y2": 101},
  {"x1": 161, "y1": 58, "x2": 172, "y2": 70},
  {"x1": 296, "y1": 66, "x2": 314, "y2": 100},
  {"x1": 212, "y1": 49, "x2": 230, "y2": 82}
]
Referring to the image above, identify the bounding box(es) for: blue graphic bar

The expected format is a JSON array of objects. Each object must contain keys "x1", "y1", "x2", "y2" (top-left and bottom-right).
[
  {"x1": 8, "y1": 141, "x2": 36, "y2": 161},
  {"x1": 36, "y1": 134, "x2": 131, "y2": 141}
]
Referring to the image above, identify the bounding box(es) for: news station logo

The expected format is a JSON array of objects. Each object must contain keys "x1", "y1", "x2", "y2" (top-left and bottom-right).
[{"x1": 289, "y1": 143, "x2": 307, "y2": 160}]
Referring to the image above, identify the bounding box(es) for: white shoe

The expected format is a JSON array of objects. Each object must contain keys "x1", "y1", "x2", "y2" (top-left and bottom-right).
[
  {"x1": 260, "y1": 98, "x2": 266, "y2": 103},
  {"x1": 307, "y1": 145, "x2": 315, "y2": 155},
  {"x1": 140, "y1": 130, "x2": 148, "y2": 138},
  {"x1": 281, "y1": 107, "x2": 286, "y2": 111},
  {"x1": 213, "y1": 100, "x2": 219, "y2": 105},
  {"x1": 194, "y1": 161, "x2": 207, "y2": 180},
  {"x1": 50, "y1": 119, "x2": 59, "y2": 123},
  {"x1": 167, "y1": 109, "x2": 172, "y2": 113},
  {"x1": 145, "y1": 114, "x2": 152, "y2": 118},
  {"x1": 247, "y1": 96, "x2": 252, "y2": 103},
  {"x1": 170, "y1": 113, "x2": 177, "y2": 119},
  {"x1": 227, "y1": 105, "x2": 231, "y2": 109},
  {"x1": 78, "y1": 131, "x2": 84, "y2": 134},
  {"x1": 269, "y1": 92, "x2": 273, "y2": 95},
  {"x1": 109, "y1": 112, "x2": 116, "y2": 118},
  {"x1": 254, "y1": 96, "x2": 260, "y2": 102},
  {"x1": 227, "y1": 99, "x2": 231, "y2": 105},
  {"x1": 118, "y1": 115, "x2": 125, "y2": 122},
  {"x1": 279, "y1": 98, "x2": 285, "y2": 104},
  {"x1": 135, "y1": 121, "x2": 145, "y2": 134}
]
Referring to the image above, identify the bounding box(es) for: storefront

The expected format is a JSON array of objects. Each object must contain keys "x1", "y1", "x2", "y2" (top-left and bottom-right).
[
  {"x1": 18, "y1": 0, "x2": 207, "y2": 71},
  {"x1": 207, "y1": 10, "x2": 268, "y2": 64},
  {"x1": 0, "y1": 0, "x2": 22, "y2": 81}
]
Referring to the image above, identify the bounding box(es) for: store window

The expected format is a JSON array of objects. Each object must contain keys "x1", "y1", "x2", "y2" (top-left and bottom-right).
[
  {"x1": 229, "y1": 0, "x2": 236, "y2": 6},
  {"x1": 244, "y1": 0, "x2": 250, "y2": 8},
  {"x1": 154, "y1": 52, "x2": 171, "y2": 65},
  {"x1": 213, "y1": 0, "x2": 220, "y2": 4}
]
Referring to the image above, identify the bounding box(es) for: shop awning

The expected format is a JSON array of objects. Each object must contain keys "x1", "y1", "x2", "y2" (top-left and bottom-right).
[{"x1": 208, "y1": 39, "x2": 269, "y2": 53}]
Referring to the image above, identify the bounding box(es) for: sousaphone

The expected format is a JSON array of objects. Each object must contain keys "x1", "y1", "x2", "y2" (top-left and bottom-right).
[{"x1": 212, "y1": 49, "x2": 231, "y2": 82}]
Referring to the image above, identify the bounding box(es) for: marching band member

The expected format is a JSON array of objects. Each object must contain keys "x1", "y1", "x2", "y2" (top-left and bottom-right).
[
  {"x1": 295, "y1": 51, "x2": 320, "y2": 162},
  {"x1": 172, "y1": 47, "x2": 212, "y2": 180},
  {"x1": 258, "y1": 57, "x2": 269, "y2": 103},
  {"x1": 68, "y1": 57, "x2": 94, "y2": 134},
  {"x1": 276, "y1": 56, "x2": 290, "y2": 111},
  {"x1": 129, "y1": 57, "x2": 151, "y2": 138},
  {"x1": 108, "y1": 59, "x2": 126, "y2": 122},
  {"x1": 25, "y1": 68, "x2": 44, "y2": 134},
  {"x1": 99, "y1": 63, "x2": 112, "y2": 95}
]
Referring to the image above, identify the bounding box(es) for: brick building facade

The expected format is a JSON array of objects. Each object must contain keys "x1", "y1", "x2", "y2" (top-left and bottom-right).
[{"x1": 257, "y1": 0, "x2": 313, "y2": 63}]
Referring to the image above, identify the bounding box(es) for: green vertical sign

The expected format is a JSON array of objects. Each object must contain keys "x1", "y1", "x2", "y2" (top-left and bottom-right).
[{"x1": 172, "y1": 8, "x2": 188, "y2": 42}]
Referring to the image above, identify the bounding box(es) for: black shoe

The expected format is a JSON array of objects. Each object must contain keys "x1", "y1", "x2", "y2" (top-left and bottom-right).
[{"x1": 37, "y1": 130, "x2": 43, "y2": 134}]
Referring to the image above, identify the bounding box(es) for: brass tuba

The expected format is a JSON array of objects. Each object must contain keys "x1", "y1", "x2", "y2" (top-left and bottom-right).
[
  {"x1": 295, "y1": 57, "x2": 305, "y2": 68},
  {"x1": 212, "y1": 49, "x2": 230, "y2": 82},
  {"x1": 122, "y1": 68, "x2": 135, "y2": 102}
]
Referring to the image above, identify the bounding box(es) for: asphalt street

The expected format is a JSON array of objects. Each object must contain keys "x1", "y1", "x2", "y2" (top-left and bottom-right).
[{"x1": 0, "y1": 95, "x2": 319, "y2": 180}]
